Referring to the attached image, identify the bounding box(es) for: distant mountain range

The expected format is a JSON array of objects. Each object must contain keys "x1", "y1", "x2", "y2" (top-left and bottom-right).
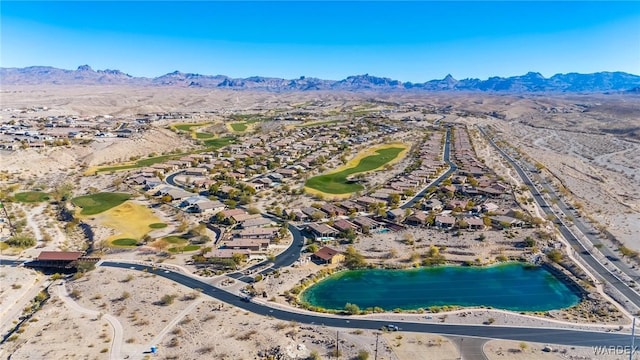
[{"x1": 2, "y1": 65, "x2": 639, "y2": 93}]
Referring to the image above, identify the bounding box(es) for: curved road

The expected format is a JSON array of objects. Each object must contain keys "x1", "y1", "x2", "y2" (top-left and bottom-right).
[
  {"x1": 102, "y1": 261, "x2": 634, "y2": 348},
  {"x1": 227, "y1": 224, "x2": 306, "y2": 282},
  {"x1": 164, "y1": 170, "x2": 184, "y2": 188},
  {"x1": 477, "y1": 125, "x2": 640, "y2": 308}
]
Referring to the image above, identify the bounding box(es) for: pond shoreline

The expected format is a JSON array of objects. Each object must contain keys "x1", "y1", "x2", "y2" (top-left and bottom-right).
[{"x1": 297, "y1": 261, "x2": 583, "y2": 313}]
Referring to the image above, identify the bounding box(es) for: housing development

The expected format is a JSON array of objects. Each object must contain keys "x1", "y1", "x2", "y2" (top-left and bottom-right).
[{"x1": 1, "y1": 71, "x2": 640, "y2": 360}]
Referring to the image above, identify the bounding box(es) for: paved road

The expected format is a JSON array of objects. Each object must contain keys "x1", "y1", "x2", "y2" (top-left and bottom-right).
[
  {"x1": 477, "y1": 125, "x2": 640, "y2": 308},
  {"x1": 446, "y1": 336, "x2": 489, "y2": 360},
  {"x1": 228, "y1": 223, "x2": 306, "y2": 282},
  {"x1": 102, "y1": 261, "x2": 636, "y2": 348},
  {"x1": 164, "y1": 170, "x2": 184, "y2": 187},
  {"x1": 402, "y1": 127, "x2": 458, "y2": 209}
]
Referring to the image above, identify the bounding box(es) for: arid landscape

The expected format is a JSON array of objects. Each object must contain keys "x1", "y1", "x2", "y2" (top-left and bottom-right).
[{"x1": 1, "y1": 84, "x2": 640, "y2": 360}]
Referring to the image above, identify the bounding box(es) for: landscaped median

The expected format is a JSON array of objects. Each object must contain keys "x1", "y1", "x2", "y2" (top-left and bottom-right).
[{"x1": 305, "y1": 143, "x2": 408, "y2": 197}]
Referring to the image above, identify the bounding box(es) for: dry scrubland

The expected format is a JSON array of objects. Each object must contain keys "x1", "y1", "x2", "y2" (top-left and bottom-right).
[{"x1": 1, "y1": 266, "x2": 621, "y2": 360}]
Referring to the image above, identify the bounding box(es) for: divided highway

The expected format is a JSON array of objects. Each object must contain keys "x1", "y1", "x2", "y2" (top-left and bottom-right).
[
  {"x1": 102, "y1": 261, "x2": 634, "y2": 348},
  {"x1": 477, "y1": 125, "x2": 640, "y2": 308}
]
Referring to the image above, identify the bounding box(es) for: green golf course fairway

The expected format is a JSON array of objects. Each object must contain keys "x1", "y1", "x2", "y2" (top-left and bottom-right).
[
  {"x1": 305, "y1": 146, "x2": 405, "y2": 194},
  {"x1": 71, "y1": 192, "x2": 131, "y2": 215}
]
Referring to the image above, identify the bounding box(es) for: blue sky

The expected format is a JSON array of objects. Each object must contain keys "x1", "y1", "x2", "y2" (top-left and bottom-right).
[{"x1": 1, "y1": 1, "x2": 639, "y2": 81}]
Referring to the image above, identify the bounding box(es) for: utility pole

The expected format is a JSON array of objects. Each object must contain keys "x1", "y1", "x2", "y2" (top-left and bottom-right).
[
  {"x1": 336, "y1": 331, "x2": 339, "y2": 359},
  {"x1": 374, "y1": 332, "x2": 379, "y2": 360},
  {"x1": 630, "y1": 317, "x2": 636, "y2": 360}
]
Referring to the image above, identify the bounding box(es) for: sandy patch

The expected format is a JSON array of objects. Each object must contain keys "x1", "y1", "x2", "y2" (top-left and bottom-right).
[
  {"x1": 84, "y1": 200, "x2": 162, "y2": 243},
  {"x1": 382, "y1": 333, "x2": 459, "y2": 360},
  {"x1": 0, "y1": 267, "x2": 45, "y2": 338},
  {"x1": 484, "y1": 339, "x2": 624, "y2": 360}
]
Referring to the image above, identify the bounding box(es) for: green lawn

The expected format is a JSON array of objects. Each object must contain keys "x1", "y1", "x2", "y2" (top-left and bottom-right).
[
  {"x1": 168, "y1": 245, "x2": 200, "y2": 253},
  {"x1": 195, "y1": 132, "x2": 215, "y2": 139},
  {"x1": 71, "y1": 192, "x2": 131, "y2": 215},
  {"x1": 305, "y1": 147, "x2": 405, "y2": 194},
  {"x1": 112, "y1": 238, "x2": 138, "y2": 246},
  {"x1": 149, "y1": 223, "x2": 168, "y2": 229},
  {"x1": 97, "y1": 153, "x2": 181, "y2": 173},
  {"x1": 96, "y1": 136, "x2": 236, "y2": 173},
  {"x1": 230, "y1": 122, "x2": 248, "y2": 132},
  {"x1": 203, "y1": 137, "x2": 236, "y2": 148},
  {"x1": 14, "y1": 191, "x2": 50, "y2": 203},
  {"x1": 163, "y1": 236, "x2": 188, "y2": 244},
  {"x1": 174, "y1": 123, "x2": 210, "y2": 132}
]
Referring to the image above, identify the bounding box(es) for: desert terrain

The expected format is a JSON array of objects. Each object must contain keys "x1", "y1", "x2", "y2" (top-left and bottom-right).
[{"x1": 1, "y1": 85, "x2": 639, "y2": 359}]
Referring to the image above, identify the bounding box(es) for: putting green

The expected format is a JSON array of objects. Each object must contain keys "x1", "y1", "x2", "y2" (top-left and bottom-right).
[
  {"x1": 305, "y1": 144, "x2": 408, "y2": 195},
  {"x1": 112, "y1": 238, "x2": 138, "y2": 247}
]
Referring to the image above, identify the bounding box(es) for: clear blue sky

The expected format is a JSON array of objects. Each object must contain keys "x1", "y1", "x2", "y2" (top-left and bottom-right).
[{"x1": 2, "y1": 1, "x2": 639, "y2": 81}]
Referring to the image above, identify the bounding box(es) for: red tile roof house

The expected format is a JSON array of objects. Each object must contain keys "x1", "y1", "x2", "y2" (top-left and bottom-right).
[
  {"x1": 275, "y1": 168, "x2": 298, "y2": 177},
  {"x1": 218, "y1": 208, "x2": 246, "y2": 219},
  {"x1": 353, "y1": 216, "x2": 382, "y2": 231},
  {"x1": 406, "y1": 212, "x2": 428, "y2": 226},
  {"x1": 312, "y1": 246, "x2": 345, "y2": 265},
  {"x1": 332, "y1": 219, "x2": 359, "y2": 233},
  {"x1": 320, "y1": 203, "x2": 346, "y2": 217}
]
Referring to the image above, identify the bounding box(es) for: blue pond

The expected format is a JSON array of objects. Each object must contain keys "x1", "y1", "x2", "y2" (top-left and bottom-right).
[{"x1": 301, "y1": 263, "x2": 580, "y2": 312}]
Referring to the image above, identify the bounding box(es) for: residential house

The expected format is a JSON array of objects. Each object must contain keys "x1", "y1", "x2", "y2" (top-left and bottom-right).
[
  {"x1": 306, "y1": 223, "x2": 339, "y2": 240},
  {"x1": 275, "y1": 168, "x2": 297, "y2": 178},
  {"x1": 465, "y1": 217, "x2": 485, "y2": 230},
  {"x1": 352, "y1": 216, "x2": 381, "y2": 231},
  {"x1": 386, "y1": 208, "x2": 406, "y2": 222},
  {"x1": 312, "y1": 246, "x2": 345, "y2": 265},
  {"x1": 338, "y1": 200, "x2": 364, "y2": 214},
  {"x1": 332, "y1": 219, "x2": 358, "y2": 233},
  {"x1": 240, "y1": 217, "x2": 272, "y2": 229},
  {"x1": 406, "y1": 212, "x2": 428, "y2": 226},
  {"x1": 216, "y1": 208, "x2": 246, "y2": 220},
  {"x1": 301, "y1": 207, "x2": 324, "y2": 220},
  {"x1": 184, "y1": 167, "x2": 209, "y2": 177},
  {"x1": 204, "y1": 249, "x2": 250, "y2": 259},
  {"x1": 190, "y1": 200, "x2": 225, "y2": 214},
  {"x1": 422, "y1": 199, "x2": 443, "y2": 212},
  {"x1": 489, "y1": 215, "x2": 524, "y2": 229},
  {"x1": 355, "y1": 196, "x2": 384, "y2": 209},
  {"x1": 235, "y1": 227, "x2": 279, "y2": 239},
  {"x1": 223, "y1": 238, "x2": 269, "y2": 251},
  {"x1": 284, "y1": 208, "x2": 308, "y2": 221},
  {"x1": 435, "y1": 215, "x2": 456, "y2": 229},
  {"x1": 320, "y1": 203, "x2": 346, "y2": 217}
]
